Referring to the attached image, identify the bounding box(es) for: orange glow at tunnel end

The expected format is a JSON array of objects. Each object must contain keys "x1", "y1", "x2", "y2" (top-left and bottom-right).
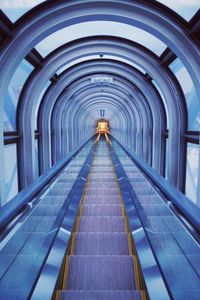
[{"x1": 95, "y1": 119, "x2": 111, "y2": 144}]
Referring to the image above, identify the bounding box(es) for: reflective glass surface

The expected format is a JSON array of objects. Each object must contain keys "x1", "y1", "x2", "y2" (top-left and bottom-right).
[
  {"x1": 0, "y1": 0, "x2": 46, "y2": 22},
  {"x1": 34, "y1": 139, "x2": 39, "y2": 179},
  {"x1": 113, "y1": 141, "x2": 200, "y2": 300},
  {"x1": 152, "y1": 79, "x2": 169, "y2": 128},
  {"x1": 34, "y1": 80, "x2": 51, "y2": 130},
  {"x1": 0, "y1": 141, "x2": 93, "y2": 299},
  {"x1": 158, "y1": 0, "x2": 199, "y2": 21},
  {"x1": 165, "y1": 137, "x2": 169, "y2": 180},
  {"x1": 4, "y1": 144, "x2": 18, "y2": 203},
  {"x1": 1, "y1": 1, "x2": 198, "y2": 23},
  {"x1": 186, "y1": 143, "x2": 200, "y2": 206},
  {"x1": 3, "y1": 59, "x2": 34, "y2": 132},
  {"x1": 169, "y1": 59, "x2": 200, "y2": 131}
]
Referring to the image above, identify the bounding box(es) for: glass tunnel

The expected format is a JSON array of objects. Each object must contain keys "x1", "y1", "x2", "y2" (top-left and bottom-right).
[{"x1": 0, "y1": 0, "x2": 200, "y2": 299}]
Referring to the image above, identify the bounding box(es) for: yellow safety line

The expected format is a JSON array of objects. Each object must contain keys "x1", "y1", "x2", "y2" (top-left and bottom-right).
[
  {"x1": 62, "y1": 256, "x2": 70, "y2": 289},
  {"x1": 74, "y1": 217, "x2": 80, "y2": 232},
  {"x1": 118, "y1": 193, "x2": 124, "y2": 207},
  {"x1": 128, "y1": 233, "x2": 133, "y2": 255},
  {"x1": 70, "y1": 233, "x2": 76, "y2": 255},
  {"x1": 123, "y1": 216, "x2": 129, "y2": 233},
  {"x1": 78, "y1": 205, "x2": 83, "y2": 216},
  {"x1": 141, "y1": 290, "x2": 147, "y2": 300},
  {"x1": 121, "y1": 204, "x2": 126, "y2": 217},
  {"x1": 133, "y1": 255, "x2": 141, "y2": 290},
  {"x1": 54, "y1": 290, "x2": 60, "y2": 300}
]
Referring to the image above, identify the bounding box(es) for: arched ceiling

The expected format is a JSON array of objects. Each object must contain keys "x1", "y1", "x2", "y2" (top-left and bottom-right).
[{"x1": 0, "y1": 0, "x2": 199, "y2": 196}]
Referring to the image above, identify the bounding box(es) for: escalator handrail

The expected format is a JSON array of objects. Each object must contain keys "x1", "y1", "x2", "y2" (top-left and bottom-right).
[
  {"x1": 30, "y1": 143, "x2": 96, "y2": 300},
  {"x1": 110, "y1": 144, "x2": 171, "y2": 300},
  {"x1": 0, "y1": 135, "x2": 94, "y2": 231},
  {"x1": 113, "y1": 137, "x2": 200, "y2": 232}
]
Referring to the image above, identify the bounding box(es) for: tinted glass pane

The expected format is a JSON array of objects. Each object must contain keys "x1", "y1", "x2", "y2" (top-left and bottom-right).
[
  {"x1": 35, "y1": 80, "x2": 51, "y2": 130},
  {"x1": 152, "y1": 80, "x2": 169, "y2": 129},
  {"x1": 4, "y1": 144, "x2": 18, "y2": 203},
  {"x1": 169, "y1": 59, "x2": 200, "y2": 131},
  {"x1": 3, "y1": 59, "x2": 34, "y2": 131},
  {"x1": 1, "y1": 1, "x2": 198, "y2": 23},
  {"x1": 34, "y1": 139, "x2": 39, "y2": 179},
  {"x1": 158, "y1": 0, "x2": 199, "y2": 21},
  {"x1": 34, "y1": 140, "x2": 39, "y2": 179},
  {"x1": 186, "y1": 143, "x2": 200, "y2": 206},
  {"x1": 165, "y1": 137, "x2": 169, "y2": 180},
  {"x1": 0, "y1": 0, "x2": 46, "y2": 22}
]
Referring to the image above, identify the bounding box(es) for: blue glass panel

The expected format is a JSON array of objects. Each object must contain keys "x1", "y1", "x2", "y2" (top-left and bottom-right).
[
  {"x1": 186, "y1": 143, "x2": 200, "y2": 206},
  {"x1": 169, "y1": 59, "x2": 200, "y2": 131},
  {"x1": 4, "y1": 144, "x2": 18, "y2": 203},
  {"x1": 1, "y1": 1, "x2": 198, "y2": 23},
  {"x1": 35, "y1": 80, "x2": 51, "y2": 129},
  {"x1": 3, "y1": 59, "x2": 34, "y2": 131},
  {"x1": 165, "y1": 138, "x2": 169, "y2": 180},
  {"x1": 34, "y1": 139, "x2": 39, "y2": 179},
  {"x1": 152, "y1": 80, "x2": 169, "y2": 129},
  {"x1": 158, "y1": 1, "x2": 199, "y2": 21},
  {"x1": 0, "y1": 1, "x2": 46, "y2": 22}
]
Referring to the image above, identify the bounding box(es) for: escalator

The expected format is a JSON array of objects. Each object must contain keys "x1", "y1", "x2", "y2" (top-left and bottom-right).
[
  {"x1": 0, "y1": 137, "x2": 200, "y2": 300},
  {"x1": 55, "y1": 139, "x2": 145, "y2": 300},
  {"x1": 0, "y1": 140, "x2": 94, "y2": 300}
]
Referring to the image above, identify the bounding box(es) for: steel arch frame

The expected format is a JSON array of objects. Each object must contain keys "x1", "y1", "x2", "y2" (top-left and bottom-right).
[
  {"x1": 0, "y1": 0, "x2": 198, "y2": 201},
  {"x1": 54, "y1": 85, "x2": 151, "y2": 163},
  {"x1": 39, "y1": 60, "x2": 164, "y2": 176},
  {"x1": 22, "y1": 56, "x2": 162, "y2": 185},
  {"x1": 59, "y1": 95, "x2": 136, "y2": 155},
  {"x1": 15, "y1": 38, "x2": 185, "y2": 189}
]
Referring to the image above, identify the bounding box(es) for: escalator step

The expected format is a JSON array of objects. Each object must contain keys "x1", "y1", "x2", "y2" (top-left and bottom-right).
[
  {"x1": 89, "y1": 177, "x2": 115, "y2": 182},
  {"x1": 57, "y1": 290, "x2": 142, "y2": 300},
  {"x1": 84, "y1": 195, "x2": 120, "y2": 205},
  {"x1": 77, "y1": 216, "x2": 126, "y2": 232},
  {"x1": 90, "y1": 174, "x2": 114, "y2": 179},
  {"x1": 81, "y1": 205, "x2": 123, "y2": 216},
  {"x1": 86, "y1": 188, "x2": 118, "y2": 195},
  {"x1": 65, "y1": 255, "x2": 136, "y2": 290},
  {"x1": 73, "y1": 233, "x2": 130, "y2": 255},
  {"x1": 88, "y1": 182, "x2": 117, "y2": 188}
]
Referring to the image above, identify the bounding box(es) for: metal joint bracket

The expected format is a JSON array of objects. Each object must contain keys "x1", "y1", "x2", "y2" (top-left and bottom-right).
[
  {"x1": 132, "y1": 227, "x2": 143, "y2": 235},
  {"x1": 77, "y1": 176, "x2": 87, "y2": 181},
  {"x1": 85, "y1": 163, "x2": 91, "y2": 167},
  {"x1": 118, "y1": 177, "x2": 129, "y2": 182}
]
